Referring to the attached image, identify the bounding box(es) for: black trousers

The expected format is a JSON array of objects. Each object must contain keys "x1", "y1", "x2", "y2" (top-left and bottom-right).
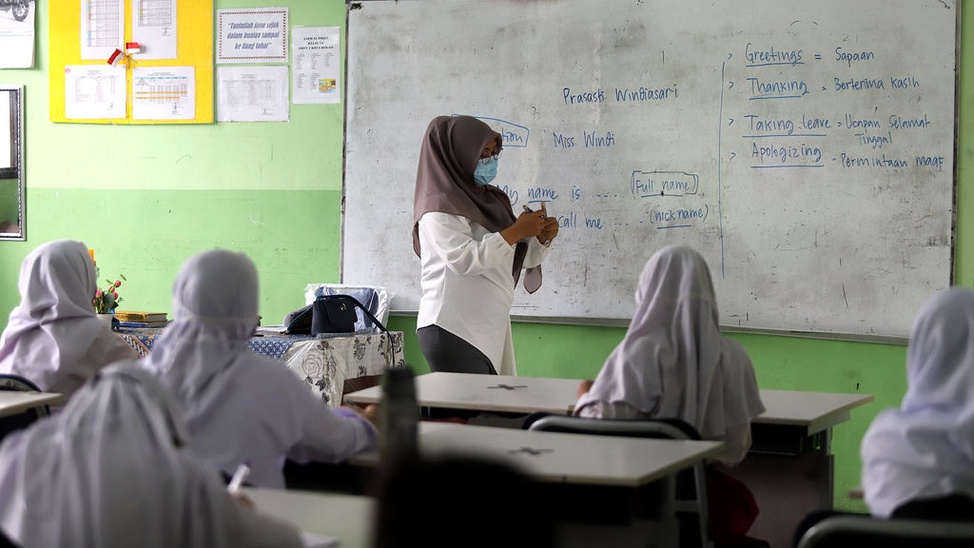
[{"x1": 417, "y1": 324, "x2": 497, "y2": 375}]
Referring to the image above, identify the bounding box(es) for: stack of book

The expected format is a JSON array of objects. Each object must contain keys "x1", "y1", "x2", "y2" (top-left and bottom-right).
[{"x1": 113, "y1": 311, "x2": 169, "y2": 328}]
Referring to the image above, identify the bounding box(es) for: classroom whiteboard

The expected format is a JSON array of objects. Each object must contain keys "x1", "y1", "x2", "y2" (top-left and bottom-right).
[{"x1": 342, "y1": 0, "x2": 957, "y2": 339}]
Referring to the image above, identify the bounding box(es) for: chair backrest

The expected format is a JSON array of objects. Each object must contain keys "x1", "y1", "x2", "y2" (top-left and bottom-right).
[
  {"x1": 0, "y1": 373, "x2": 50, "y2": 443},
  {"x1": 528, "y1": 414, "x2": 702, "y2": 440},
  {"x1": 796, "y1": 515, "x2": 974, "y2": 548},
  {"x1": 526, "y1": 415, "x2": 713, "y2": 548}
]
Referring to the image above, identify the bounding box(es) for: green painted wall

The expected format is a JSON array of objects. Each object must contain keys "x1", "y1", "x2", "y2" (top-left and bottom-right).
[{"x1": 2, "y1": 0, "x2": 971, "y2": 514}]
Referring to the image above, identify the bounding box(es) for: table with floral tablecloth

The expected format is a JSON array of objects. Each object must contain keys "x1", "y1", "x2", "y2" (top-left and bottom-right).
[{"x1": 116, "y1": 328, "x2": 405, "y2": 407}]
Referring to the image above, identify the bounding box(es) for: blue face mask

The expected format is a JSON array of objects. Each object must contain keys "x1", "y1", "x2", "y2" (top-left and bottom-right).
[{"x1": 473, "y1": 157, "x2": 498, "y2": 186}]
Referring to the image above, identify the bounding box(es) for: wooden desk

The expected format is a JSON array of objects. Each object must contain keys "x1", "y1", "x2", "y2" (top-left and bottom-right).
[
  {"x1": 345, "y1": 372, "x2": 874, "y2": 548},
  {"x1": 352, "y1": 421, "x2": 722, "y2": 548},
  {"x1": 0, "y1": 391, "x2": 64, "y2": 418},
  {"x1": 117, "y1": 328, "x2": 405, "y2": 407},
  {"x1": 245, "y1": 487, "x2": 373, "y2": 548}
]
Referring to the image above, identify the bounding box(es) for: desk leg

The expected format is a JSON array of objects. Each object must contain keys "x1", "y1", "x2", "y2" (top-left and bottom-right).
[{"x1": 726, "y1": 435, "x2": 832, "y2": 548}]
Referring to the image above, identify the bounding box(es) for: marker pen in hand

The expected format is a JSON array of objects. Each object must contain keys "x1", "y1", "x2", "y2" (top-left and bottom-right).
[
  {"x1": 227, "y1": 463, "x2": 251, "y2": 495},
  {"x1": 524, "y1": 204, "x2": 548, "y2": 219}
]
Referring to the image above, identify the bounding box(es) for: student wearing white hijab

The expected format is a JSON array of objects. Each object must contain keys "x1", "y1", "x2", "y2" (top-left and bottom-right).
[
  {"x1": 861, "y1": 286, "x2": 974, "y2": 519},
  {"x1": 141, "y1": 248, "x2": 378, "y2": 489},
  {"x1": 0, "y1": 239, "x2": 140, "y2": 400},
  {"x1": 0, "y1": 363, "x2": 303, "y2": 548},
  {"x1": 573, "y1": 245, "x2": 766, "y2": 546},
  {"x1": 574, "y1": 245, "x2": 765, "y2": 463}
]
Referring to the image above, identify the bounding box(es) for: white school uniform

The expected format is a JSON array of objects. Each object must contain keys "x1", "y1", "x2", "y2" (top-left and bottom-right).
[
  {"x1": 0, "y1": 364, "x2": 303, "y2": 548},
  {"x1": 574, "y1": 245, "x2": 764, "y2": 466},
  {"x1": 417, "y1": 211, "x2": 549, "y2": 375},
  {"x1": 0, "y1": 239, "x2": 140, "y2": 402},
  {"x1": 861, "y1": 287, "x2": 974, "y2": 517},
  {"x1": 141, "y1": 249, "x2": 377, "y2": 488}
]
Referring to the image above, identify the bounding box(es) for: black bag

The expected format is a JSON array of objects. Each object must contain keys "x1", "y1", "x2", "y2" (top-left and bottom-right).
[{"x1": 284, "y1": 294, "x2": 388, "y2": 336}]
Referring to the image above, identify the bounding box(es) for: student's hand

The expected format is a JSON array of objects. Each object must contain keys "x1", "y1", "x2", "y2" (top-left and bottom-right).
[
  {"x1": 577, "y1": 379, "x2": 594, "y2": 398},
  {"x1": 231, "y1": 490, "x2": 256, "y2": 509},
  {"x1": 346, "y1": 402, "x2": 380, "y2": 428},
  {"x1": 360, "y1": 403, "x2": 379, "y2": 427}
]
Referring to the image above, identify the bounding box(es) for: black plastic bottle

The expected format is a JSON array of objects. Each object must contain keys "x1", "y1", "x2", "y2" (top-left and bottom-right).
[{"x1": 379, "y1": 367, "x2": 419, "y2": 467}]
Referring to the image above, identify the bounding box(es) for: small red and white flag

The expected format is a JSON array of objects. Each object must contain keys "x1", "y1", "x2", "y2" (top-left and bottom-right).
[{"x1": 107, "y1": 48, "x2": 124, "y2": 66}]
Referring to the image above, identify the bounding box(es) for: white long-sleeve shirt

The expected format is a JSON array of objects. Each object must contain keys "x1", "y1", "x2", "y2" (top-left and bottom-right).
[
  {"x1": 416, "y1": 211, "x2": 549, "y2": 375},
  {"x1": 147, "y1": 352, "x2": 378, "y2": 489}
]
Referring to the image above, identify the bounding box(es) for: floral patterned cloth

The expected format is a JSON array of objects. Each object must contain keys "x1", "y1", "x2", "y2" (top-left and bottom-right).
[{"x1": 116, "y1": 328, "x2": 405, "y2": 407}]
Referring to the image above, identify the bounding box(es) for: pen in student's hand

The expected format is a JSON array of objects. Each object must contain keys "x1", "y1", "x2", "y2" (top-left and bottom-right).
[{"x1": 227, "y1": 463, "x2": 250, "y2": 495}]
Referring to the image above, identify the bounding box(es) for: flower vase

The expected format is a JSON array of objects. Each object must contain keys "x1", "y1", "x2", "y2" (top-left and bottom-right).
[{"x1": 96, "y1": 313, "x2": 115, "y2": 330}]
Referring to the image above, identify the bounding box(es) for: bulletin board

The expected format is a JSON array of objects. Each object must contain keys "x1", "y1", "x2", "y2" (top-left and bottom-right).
[
  {"x1": 49, "y1": 0, "x2": 213, "y2": 124},
  {"x1": 343, "y1": 0, "x2": 958, "y2": 341}
]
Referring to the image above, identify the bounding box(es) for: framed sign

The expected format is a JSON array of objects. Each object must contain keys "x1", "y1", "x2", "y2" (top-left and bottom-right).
[{"x1": 0, "y1": 85, "x2": 24, "y2": 240}]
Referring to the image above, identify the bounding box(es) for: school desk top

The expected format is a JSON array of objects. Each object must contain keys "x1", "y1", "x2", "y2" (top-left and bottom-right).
[
  {"x1": 343, "y1": 371, "x2": 874, "y2": 435},
  {"x1": 0, "y1": 391, "x2": 64, "y2": 418},
  {"x1": 752, "y1": 389, "x2": 874, "y2": 434},
  {"x1": 246, "y1": 487, "x2": 372, "y2": 548},
  {"x1": 351, "y1": 421, "x2": 723, "y2": 488}
]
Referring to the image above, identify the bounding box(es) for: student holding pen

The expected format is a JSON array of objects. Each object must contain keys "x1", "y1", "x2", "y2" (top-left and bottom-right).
[{"x1": 413, "y1": 115, "x2": 559, "y2": 376}]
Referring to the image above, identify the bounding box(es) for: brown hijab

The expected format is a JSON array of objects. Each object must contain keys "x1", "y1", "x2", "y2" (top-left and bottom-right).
[{"x1": 413, "y1": 115, "x2": 541, "y2": 292}]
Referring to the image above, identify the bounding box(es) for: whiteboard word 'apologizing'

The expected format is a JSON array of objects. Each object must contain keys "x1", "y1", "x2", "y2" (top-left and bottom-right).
[{"x1": 752, "y1": 142, "x2": 823, "y2": 165}]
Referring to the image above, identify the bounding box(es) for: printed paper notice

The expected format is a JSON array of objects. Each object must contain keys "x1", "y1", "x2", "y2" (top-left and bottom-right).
[
  {"x1": 81, "y1": 0, "x2": 125, "y2": 61},
  {"x1": 65, "y1": 65, "x2": 127, "y2": 119},
  {"x1": 131, "y1": 0, "x2": 178, "y2": 60},
  {"x1": 217, "y1": 65, "x2": 289, "y2": 122},
  {"x1": 0, "y1": 2, "x2": 35, "y2": 69},
  {"x1": 132, "y1": 66, "x2": 195, "y2": 120},
  {"x1": 292, "y1": 26, "x2": 340, "y2": 105},
  {"x1": 216, "y1": 8, "x2": 288, "y2": 64}
]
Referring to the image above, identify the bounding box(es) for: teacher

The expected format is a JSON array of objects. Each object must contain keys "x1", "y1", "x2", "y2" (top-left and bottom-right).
[{"x1": 412, "y1": 115, "x2": 559, "y2": 376}]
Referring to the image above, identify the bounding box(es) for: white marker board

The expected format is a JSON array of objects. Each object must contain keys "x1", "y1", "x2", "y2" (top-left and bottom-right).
[{"x1": 342, "y1": 0, "x2": 957, "y2": 339}]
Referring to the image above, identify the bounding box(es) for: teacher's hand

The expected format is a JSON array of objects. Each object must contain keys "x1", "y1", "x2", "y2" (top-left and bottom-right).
[
  {"x1": 502, "y1": 209, "x2": 546, "y2": 245},
  {"x1": 538, "y1": 216, "x2": 559, "y2": 245}
]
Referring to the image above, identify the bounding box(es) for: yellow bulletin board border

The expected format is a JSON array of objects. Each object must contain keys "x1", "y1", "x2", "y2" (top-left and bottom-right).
[{"x1": 49, "y1": 0, "x2": 214, "y2": 124}]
